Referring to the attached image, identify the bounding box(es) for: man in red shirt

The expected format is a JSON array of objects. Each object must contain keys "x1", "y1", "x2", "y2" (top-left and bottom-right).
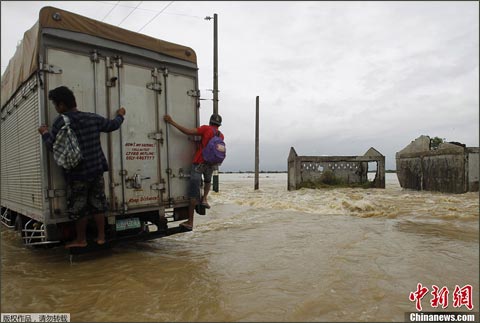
[{"x1": 164, "y1": 113, "x2": 224, "y2": 231}]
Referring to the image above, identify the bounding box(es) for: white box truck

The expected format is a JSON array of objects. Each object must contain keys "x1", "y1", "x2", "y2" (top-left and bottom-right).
[{"x1": 1, "y1": 7, "x2": 201, "y2": 248}]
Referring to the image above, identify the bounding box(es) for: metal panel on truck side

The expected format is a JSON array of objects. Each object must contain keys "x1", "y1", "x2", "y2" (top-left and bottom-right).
[
  {"x1": 18, "y1": 84, "x2": 43, "y2": 211},
  {"x1": 1, "y1": 77, "x2": 44, "y2": 223}
]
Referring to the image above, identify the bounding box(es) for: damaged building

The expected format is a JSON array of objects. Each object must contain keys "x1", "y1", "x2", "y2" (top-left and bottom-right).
[
  {"x1": 396, "y1": 135, "x2": 479, "y2": 194},
  {"x1": 287, "y1": 147, "x2": 385, "y2": 190}
]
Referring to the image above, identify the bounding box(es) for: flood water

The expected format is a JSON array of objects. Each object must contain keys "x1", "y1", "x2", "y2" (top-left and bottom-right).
[{"x1": 1, "y1": 173, "x2": 478, "y2": 322}]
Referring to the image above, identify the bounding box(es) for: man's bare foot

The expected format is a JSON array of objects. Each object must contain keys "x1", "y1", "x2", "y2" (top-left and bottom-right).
[
  {"x1": 201, "y1": 198, "x2": 211, "y2": 209},
  {"x1": 65, "y1": 240, "x2": 87, "y2": 249},
  {"x1": 180, "y1": 222, "x2": 193, "y2": 231},
  {"x1": 94, "y1": 238, "x2": 106, "y2": 245}
]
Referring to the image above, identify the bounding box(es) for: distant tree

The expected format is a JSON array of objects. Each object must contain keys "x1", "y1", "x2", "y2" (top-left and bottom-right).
[{"x1": 430, "y1": 136, "x2": 445, "y2": 150}]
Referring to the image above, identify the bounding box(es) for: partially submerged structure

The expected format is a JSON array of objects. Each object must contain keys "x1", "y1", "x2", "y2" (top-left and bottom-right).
[
  {"x1": 287, "y1": 147, "x2": 385, "y2": 190},
  {"x1": 396, "y1": 136, "x2": 479, "y2": 193}
]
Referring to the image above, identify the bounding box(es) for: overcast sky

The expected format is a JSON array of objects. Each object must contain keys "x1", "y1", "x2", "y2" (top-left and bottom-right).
[{"x1": 2, "y1": 1, "x2": 479, "y2": 171}]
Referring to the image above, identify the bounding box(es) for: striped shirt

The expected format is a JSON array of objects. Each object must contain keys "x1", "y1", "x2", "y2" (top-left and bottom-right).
[{"x1": 42, "y1": 111, "x2": 124, "y2": 181}]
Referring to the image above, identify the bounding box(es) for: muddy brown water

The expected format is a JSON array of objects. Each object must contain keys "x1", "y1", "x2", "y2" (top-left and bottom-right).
[{"x1": 1, "y1": 173, "x2": 478, "y2": 322}]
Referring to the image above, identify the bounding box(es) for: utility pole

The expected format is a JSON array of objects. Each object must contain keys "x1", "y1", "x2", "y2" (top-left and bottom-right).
[
  {"x1": 213, "y1": 13, "x2": 219, "y2": 115},
  {"x1": 206, "y1": 13, "x2": 220, "y2": 192},
  {"x1": 255, "y1": 96, "x2": 260, "y2": 190}
]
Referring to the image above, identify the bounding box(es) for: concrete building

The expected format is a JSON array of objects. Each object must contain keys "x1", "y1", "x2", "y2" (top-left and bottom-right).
[
  {"x1": 396, "y1": 135, "x2": 479, "y2": 193},
  {"x1": 287, "y1": 147, "x2": 385, "y2": 190}
]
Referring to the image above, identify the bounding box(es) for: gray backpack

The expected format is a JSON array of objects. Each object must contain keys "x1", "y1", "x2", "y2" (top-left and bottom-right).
[{"x1": 53, "y1": 114, "x2": 82, "y2": 169}]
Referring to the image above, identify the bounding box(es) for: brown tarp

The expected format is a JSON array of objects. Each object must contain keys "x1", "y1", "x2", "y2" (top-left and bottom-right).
[
  {"x1": 1, "y1": 22, "x2": 39, "y2": 107},
  {"x1": 1, "y1": 6, "x2": 197, "y2": 107}
]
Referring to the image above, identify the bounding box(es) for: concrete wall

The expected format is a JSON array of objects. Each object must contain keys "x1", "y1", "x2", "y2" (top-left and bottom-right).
[
  {"x1": 288, "y1": 147, "x2": 385, "y2": 190},
  {"x1": 422, "y1": 154, "x2": 465, "y2": 193},
  {"x1": 395, "y1": 158, "x2": 423, "y2": 190},
  {"x1": 396, "y1": 136, "x2": 479, "y2": 193},
  {"x1": 468, "y1": 148, "x2": 479, "y2": 191}
]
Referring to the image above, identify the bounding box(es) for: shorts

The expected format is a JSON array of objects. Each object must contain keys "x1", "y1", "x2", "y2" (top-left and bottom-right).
[
  {"x1": 188, "y1": 163, "x2": 215, "y2": 200},
  {"x1": 66, "y1": 175, "x2": 108, "y2": 220}
]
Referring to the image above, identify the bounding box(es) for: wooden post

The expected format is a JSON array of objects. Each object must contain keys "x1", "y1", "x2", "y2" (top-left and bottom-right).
[{"x1": 255, "y1": 96, "x2": 259, "y2": 190}]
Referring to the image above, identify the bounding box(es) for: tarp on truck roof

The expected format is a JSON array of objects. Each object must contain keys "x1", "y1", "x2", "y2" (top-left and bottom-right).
[{"x1": 1, "y1": 6, "x2": 197, "y2": 107}]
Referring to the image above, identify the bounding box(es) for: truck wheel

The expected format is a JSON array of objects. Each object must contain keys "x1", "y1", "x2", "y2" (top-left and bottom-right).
[
  {"x1": 14, "y1": 214, "x2": 29, "y2": 245},
  {"x1": 14, "y1": 214, "x2": 24, "y2": 232}
]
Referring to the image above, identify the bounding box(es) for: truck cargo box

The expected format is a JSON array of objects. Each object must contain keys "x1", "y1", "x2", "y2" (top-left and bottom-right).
[{"x1": 1, "y1": 7, "x2": 202, "y2": 247}]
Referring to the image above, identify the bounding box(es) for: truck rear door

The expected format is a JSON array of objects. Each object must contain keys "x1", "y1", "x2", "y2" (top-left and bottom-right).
[{"x1": 46, "y1": 48, "x2": 198, "y2": 217}]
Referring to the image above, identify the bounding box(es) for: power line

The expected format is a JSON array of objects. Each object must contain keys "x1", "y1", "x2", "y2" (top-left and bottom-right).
[
  {"x1": 137, "y1": 1, "x2": 174, "y2": 33},
  {"x1": 97, "y1": 1, "x2": 153, "y2": 12},
  {"x1": 102, "y1": 0, "x2": 119, "y2": 21},
  {"x1": 117, "y1": 1, "x2": 143, "y2": 26},
  {"x1": 97, "y1": 1, "x2": 203, "y2": 19},
  {"x1": 162, "y1": 12, "x2": 204, "y2": 19}
]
